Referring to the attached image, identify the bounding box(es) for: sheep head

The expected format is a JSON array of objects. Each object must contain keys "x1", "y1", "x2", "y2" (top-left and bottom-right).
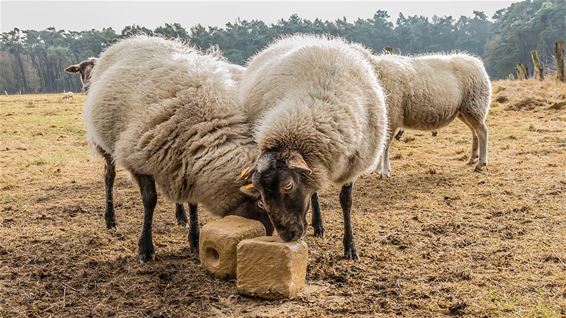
[
  {"x1": 240, "y1": 150, "x2": 315, "y2": 241},
  {"x1": 64, "y1": 57, "x2": 98, "y2": 92}
]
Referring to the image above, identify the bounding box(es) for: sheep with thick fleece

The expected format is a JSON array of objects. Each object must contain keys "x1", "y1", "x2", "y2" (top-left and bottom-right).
[
  {"x1": 352, "y1": 46, "x2": 491, "y2": 177},
  {"x1": 239, "y1": 35, "x2": 388, "y2": 259},
  {"x1": 64, "y1": 57, "x2": 193, "y2": 232},
  {"x1": 85, "y1": 36, "x2": 269, "y2": 262}
]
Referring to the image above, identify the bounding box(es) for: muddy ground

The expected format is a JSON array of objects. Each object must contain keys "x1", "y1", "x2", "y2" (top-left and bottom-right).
[{"x1": 0, "y1": 80, "x2": 565, "y2": 317}]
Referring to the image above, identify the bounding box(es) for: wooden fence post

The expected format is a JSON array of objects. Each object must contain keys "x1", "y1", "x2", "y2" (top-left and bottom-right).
[
  {"x1": 530, "y1": 50, "x2": 544, "y2": 81},
  {"x1": 515, "y1": 63, "x2": 528, "y2": 80},
  {"x1": 556, "y1": 41, "x2": 565, "y2": 82}
]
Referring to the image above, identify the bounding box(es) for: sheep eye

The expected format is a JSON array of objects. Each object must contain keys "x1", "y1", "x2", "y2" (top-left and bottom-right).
[
  {"x1": 283, "y1": 182, "x2": 293, "y2": 191},
  {"x1": 257, "y1": 201, "x2": 265, "y2": 209}
]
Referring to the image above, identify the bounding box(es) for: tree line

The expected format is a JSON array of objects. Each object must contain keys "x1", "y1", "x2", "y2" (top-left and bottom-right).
[{"x1": 1, "y1": 0, "x2": 564, "y2": 93}]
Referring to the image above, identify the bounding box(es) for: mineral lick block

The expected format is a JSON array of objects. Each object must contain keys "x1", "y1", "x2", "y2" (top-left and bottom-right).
[
  {"x1": 236, "y1": 236, "x2": 308, "y2": 299},
  {"x1": 199, "y1": 215, "x2": 266, "y2": 279}
]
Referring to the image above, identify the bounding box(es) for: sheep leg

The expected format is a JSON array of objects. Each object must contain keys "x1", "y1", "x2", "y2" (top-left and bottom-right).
[
  {"x1": 458, "y1": 114, "x2": 479, "y2": 165},
  {"x1": 394, "y1": 129, "x2": 405, "y2": 141},
  {"x1": 380, "y1": 129, "x2": 395, "y2": 178},
  {"x1": 340, "y1": 183, "x2": 358, "y2": 260},
  {"x1": 188, "y1": 203, "x2": 200, "y2": 253},
  {"x1": 475, "y1": 121, "x2": 489, "y2": 171},
  {"x1": 134, "y1": 174, "x2": 157, "y2": 262},
  {"x1": 175, "y1": 203, "x2": 187, "y2": 226},
  {"x1": 103, "y1": 153, "x2": 117, "y2": 230},
  {"x1": 311, "y1": 192, "x2": 324, "y2": 238}
]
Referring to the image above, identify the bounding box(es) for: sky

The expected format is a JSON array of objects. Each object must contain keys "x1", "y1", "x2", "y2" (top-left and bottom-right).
[{"x1": 0, "y1": 0, "x2": 520, "y2": 33}]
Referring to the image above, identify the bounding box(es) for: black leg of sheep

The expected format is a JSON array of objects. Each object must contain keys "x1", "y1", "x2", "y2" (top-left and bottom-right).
[
  {"x1": 311, "y1": 192, "x2": 325, "y2": 238},
  {"x1": 340, "y1": 183, "x2": 358, "y2": 260},
  {"x1": 394, "y1": 129, "x2": 405, "y2": 141},
  {"x1": 103, "y1": 153, "x2": 117, "y2": 230},
  {"x1": 134, "y1": 173, "x2": 157, "y2": 262},
  {"x1": 175, "y1": 203, "x2": 188, "y2": 226},
  {"x1": 188, "y1": 203, "x2": 199, "y2": 253}
]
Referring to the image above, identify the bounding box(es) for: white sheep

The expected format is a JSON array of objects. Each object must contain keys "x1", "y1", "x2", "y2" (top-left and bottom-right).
[
  {"x1": 353, "y1": 46, "x2": 491, "y2": 177},
  {"x1": 64, "y1": 57, "x2": 193, "y2": 231},
  {"x1": 239, "y1": 35, "x2": 388, "y2": 259},
  {"x1": 62, "y1": 91, "x2": 74, "y2": 99},
  {"x1": 85, "y1": 36, "x2": 270, "y2": 262}
]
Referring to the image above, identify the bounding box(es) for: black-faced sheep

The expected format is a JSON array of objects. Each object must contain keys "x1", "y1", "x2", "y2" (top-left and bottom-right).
[
  {"x1": 84, "y1": 36, "x2": 270, "y2": 262},
  {"x1": 239, "y1": 35, "x2": 388, "y2": 259}
]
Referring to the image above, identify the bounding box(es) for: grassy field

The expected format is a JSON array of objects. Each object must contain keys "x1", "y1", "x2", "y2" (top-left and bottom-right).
[{"x1": 0, "y1": 80, "x2": 565, "y2": 317}]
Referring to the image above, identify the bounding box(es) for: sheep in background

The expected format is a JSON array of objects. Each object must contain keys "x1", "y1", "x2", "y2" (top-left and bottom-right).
[
  {"x1": 353, "y1": 46, "x2": 491, "y2": 177},
  {"x1": 62, "y1": 91, "x2": 74, "y2": 99},
  {"x1": 239, "y1": 35, "x2": 388, "y2": 259},
  {"x1": 85, "y1": 36, "x2": 270, "y2": 262},
  {"x1": 64, "y1": 57, "x2": 98, "y2": 92}
]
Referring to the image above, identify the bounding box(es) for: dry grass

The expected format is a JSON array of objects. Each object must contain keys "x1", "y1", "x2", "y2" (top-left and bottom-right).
[
  {"x1": 492, "y1": 79, "x2": 566, "y2": 111},
  {"x1": 0, "y1": 81, "x2": 565, "y2": 317}
]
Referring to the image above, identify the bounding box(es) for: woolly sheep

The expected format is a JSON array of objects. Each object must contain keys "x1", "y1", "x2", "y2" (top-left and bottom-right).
[
  {"x1": 353, "y1": 46, "x2": 491, "y2": 177},
  {"x1": 239, "y1": 35, "x2": 388, "y2": 259},
  {"x1": 62, "y1": 91, "x2": 74, "y2": 99},
  {"x1": 64, "y1": 58, "x2": 191, "y2": 231},
  {"x1": 85, "y1": 36, "x2": 270, "y2": 262}
]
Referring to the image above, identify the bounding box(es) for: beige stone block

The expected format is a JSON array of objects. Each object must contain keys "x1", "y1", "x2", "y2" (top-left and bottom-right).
[
  {"x1": 237, "y1": 236, "x2": 308, "y2": 299},
  {"x1": 199, "y1": 215, "x2": 266, "y2": 279}
]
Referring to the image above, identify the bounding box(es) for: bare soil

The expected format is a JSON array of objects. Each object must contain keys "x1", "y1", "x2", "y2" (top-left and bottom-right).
[{"x1": 1, "y1": 80, "x2": 565, "y2": 317}]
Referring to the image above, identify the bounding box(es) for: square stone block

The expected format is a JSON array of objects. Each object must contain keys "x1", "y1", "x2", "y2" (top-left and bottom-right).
[
  {"x1": 199, "y1": 215, "x2": 266, "y2": 279},
  {"x1": 237, "y1": 236, "x2": 308, "y2": 299}
]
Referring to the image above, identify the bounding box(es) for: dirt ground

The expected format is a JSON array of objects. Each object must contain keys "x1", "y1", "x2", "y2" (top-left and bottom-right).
[{"x1": 0, "y1": 80, "x2": 565, "y2": 317}]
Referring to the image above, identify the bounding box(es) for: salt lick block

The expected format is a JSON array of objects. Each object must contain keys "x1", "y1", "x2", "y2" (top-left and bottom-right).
[
  {"x1": 237, "y1": 236, "x2": 308, "y2": 299},
  {"x1": 199, "y1": 215, "x2": 266, "y2": 279}
]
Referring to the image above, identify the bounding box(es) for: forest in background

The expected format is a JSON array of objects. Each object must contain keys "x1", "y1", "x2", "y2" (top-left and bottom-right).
[{"x1": 0, "y1": 0, "x2": 564, "y2": 93}]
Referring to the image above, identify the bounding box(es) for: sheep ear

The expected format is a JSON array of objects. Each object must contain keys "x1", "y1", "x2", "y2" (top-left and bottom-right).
[
  {"x1": 287, "y1": 151, "x2": 312, "y2": 174},
  {"x1": 240, "y1": 183, "x2": 260, "y2": 199},
  {"x1": 65, "y1": 65, "x2": 80, "y2": 73}
]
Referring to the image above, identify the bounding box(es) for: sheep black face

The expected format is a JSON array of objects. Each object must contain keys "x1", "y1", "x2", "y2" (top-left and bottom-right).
[
  {"x1": 240, "y1": 150, "x2": 314, "y2": 241},
  {"x1": 232, "y1": 196, "x2": 275, "y2": 236}
]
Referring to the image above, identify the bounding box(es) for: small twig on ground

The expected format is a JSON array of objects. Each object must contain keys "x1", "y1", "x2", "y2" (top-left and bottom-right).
[{"x1": 62, "y1": 286, "x2": 66, "y2": 308}]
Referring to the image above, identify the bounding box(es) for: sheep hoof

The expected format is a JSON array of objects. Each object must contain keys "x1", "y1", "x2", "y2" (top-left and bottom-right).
[
  {"x1": 379, "y1": 171, "x2": 391, "y2": 179},
  {"x1": 189, "y1": 236, "x2": 199, "y2": 254},
  {"x1": 138, "y1": 239, "x2": 156, "y2": 263},
  {"x1": 474, "y1": 163, "x2": 486, "y2": 172},
  {"x1": 138, "y1": 250, "x2": 156, "y2": 263},
  {"x1": 313, "y1": 226, "x2": 325, "y2": 238},
  {"x1": 105, "y1": 217, "x2": 117, "y2": 230},
  {"x1": 344, "y1": 243, "x2": 359, "y2": 260}
]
